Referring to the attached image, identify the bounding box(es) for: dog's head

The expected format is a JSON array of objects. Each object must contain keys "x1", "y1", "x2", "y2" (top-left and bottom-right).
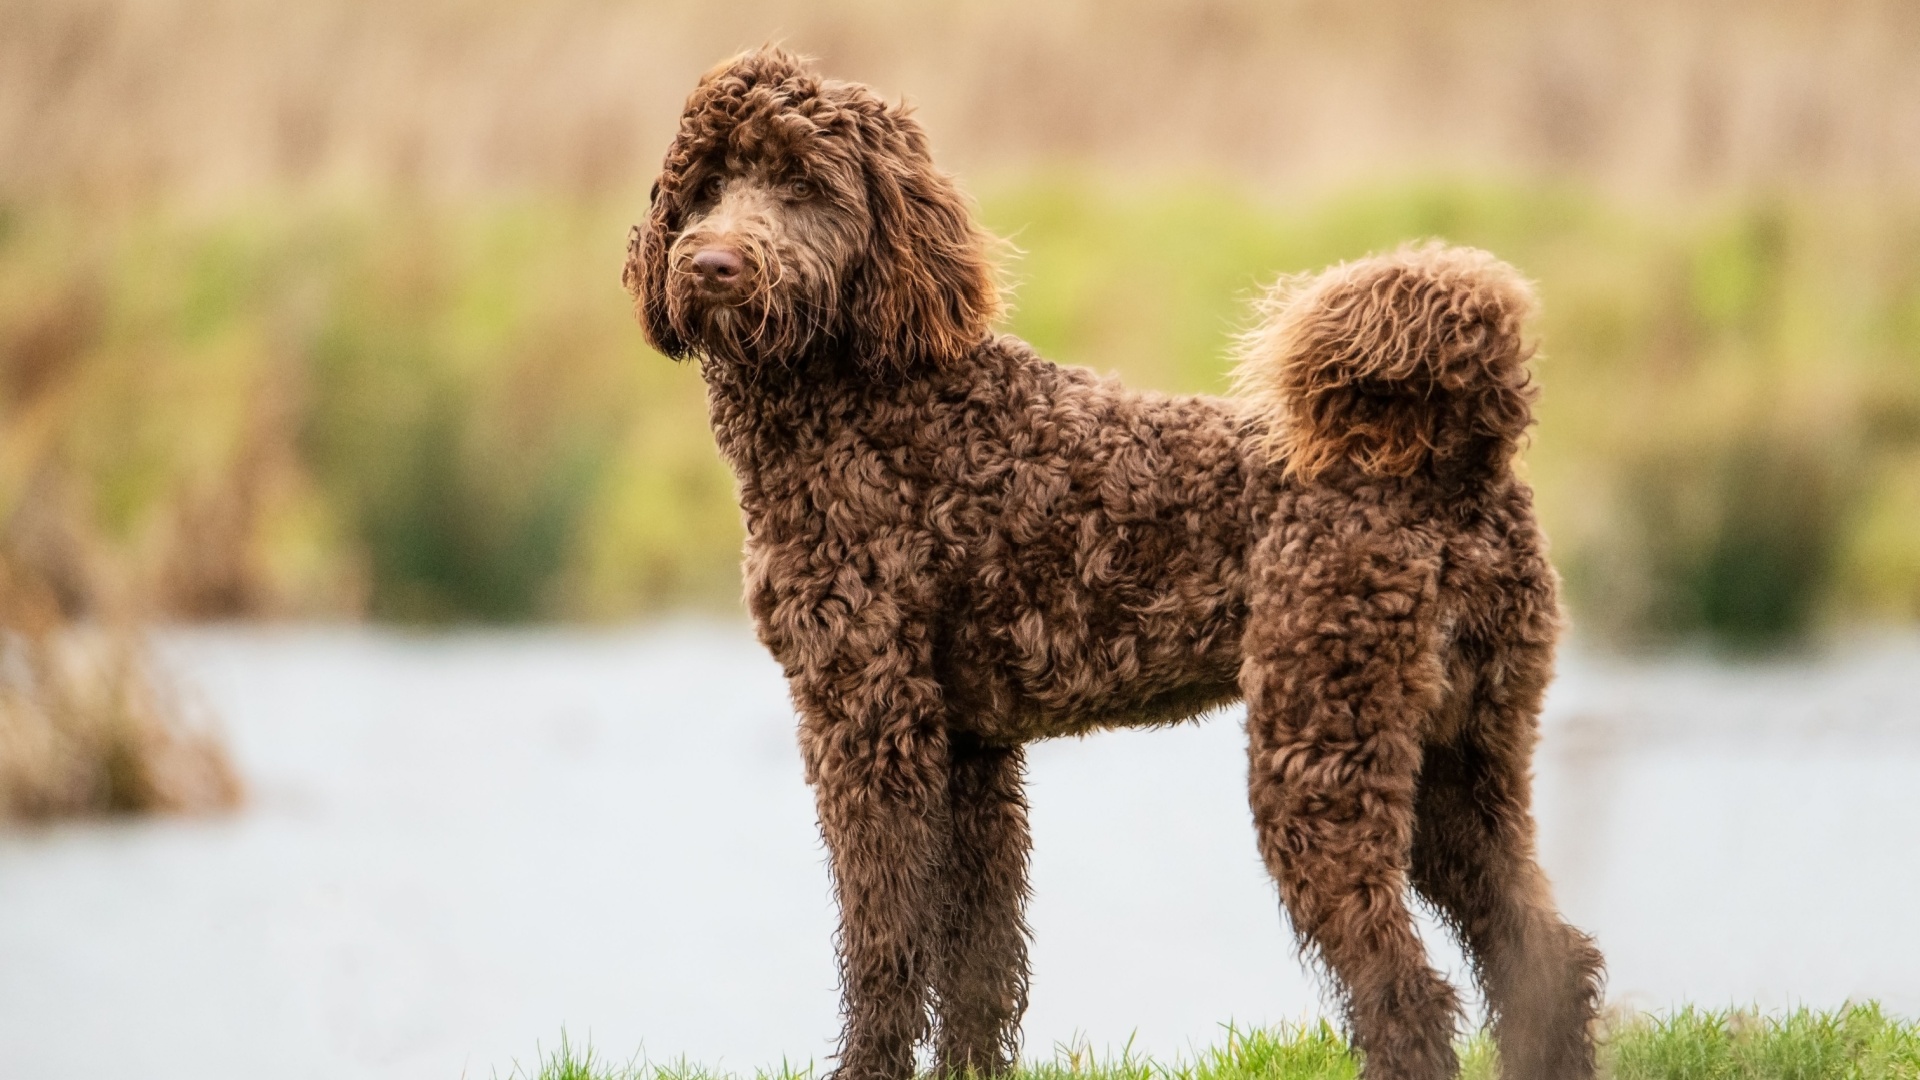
[{"x1": 624, "y1": 48, "x2": 1000, "y2": 375}]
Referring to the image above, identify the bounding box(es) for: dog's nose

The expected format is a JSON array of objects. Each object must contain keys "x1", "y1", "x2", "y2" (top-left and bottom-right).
[{"x1": 691, "y1": 247, "x2": 745, "y2": 283}]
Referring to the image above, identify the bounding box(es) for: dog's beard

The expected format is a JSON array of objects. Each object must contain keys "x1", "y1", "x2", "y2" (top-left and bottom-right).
[
  {"x1": 666, "y1": 246, "x2": 839, "y2": 373},
  {"x1": 674, "y1": 295, "x2": 826, "y2": 371}
]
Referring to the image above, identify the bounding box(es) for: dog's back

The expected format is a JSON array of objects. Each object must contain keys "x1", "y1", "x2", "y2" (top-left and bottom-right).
[
  {"x1": 910, "y1": 243, "x2": 1548, "y2": 750},
  {"x1": 916, "y1": 338, "x2": 1268, "y2": 741}
]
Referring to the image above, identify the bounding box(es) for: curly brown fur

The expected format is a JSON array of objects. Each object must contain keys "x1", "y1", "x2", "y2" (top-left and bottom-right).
[
  {"x1": 626, "y1": 47, "x2": 1604, "y2": 1080},
  {"x1": 1232, "y1": 244, "x2": 1540, "y2": 484}
]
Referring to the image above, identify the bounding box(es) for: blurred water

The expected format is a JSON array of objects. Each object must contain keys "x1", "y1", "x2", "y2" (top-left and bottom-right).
[{"x1": 0, "y1": 622, "x2": 1917, "y2": 1079}]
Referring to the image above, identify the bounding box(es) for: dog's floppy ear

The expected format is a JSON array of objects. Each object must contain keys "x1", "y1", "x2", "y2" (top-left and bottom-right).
[
  {"x1": 841, "y1": 97, "x2": 1000, "y2": 371},
  {"x1": 624, "y1": 176, "x2": 690, "y2": 360}
]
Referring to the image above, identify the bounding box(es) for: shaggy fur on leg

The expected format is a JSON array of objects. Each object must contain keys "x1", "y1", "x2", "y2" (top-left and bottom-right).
[{"x1": 625, "y1": 47, "x2": 1605, "y2": 1080}]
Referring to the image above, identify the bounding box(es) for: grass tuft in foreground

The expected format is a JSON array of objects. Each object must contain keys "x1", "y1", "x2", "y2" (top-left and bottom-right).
[
  {"x1": 507, "y1": 1006, "x2": 1920, "y2": 1080},
  {"x1": 1606, "y1": 1004, "x2": 1920, "y2": 1080}
]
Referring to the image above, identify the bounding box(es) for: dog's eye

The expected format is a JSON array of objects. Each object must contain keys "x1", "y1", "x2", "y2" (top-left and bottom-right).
[
  {"x1": 701, "y1": 175, "x2": 726, "y2": 200},
  {"x1": 787, "y1": 179, "x2": 812, "y2": 199}
]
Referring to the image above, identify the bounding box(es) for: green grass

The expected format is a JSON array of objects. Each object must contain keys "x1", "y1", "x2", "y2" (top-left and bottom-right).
[
  {"x1": 500, "y1": 1006, "x2": 1920, "y2": 1080},
  {"x1": 1606, "y1": 1005, "x2": 1920, "y2": 1080}
]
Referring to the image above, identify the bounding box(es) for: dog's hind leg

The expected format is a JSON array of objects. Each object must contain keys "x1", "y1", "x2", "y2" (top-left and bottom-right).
[
  {"x1": 1242, "y1": 529, "x2": 1461, "y2": 1080},
  {"x1": 795, "y1": 632, "x2": 952, "y2": 1080},
  {"x1": 931, "y1": 737, "x2": 1031, "y2": 1077},
  {"x1": 1410, "y1": 635, "x2": 1604, "y2": 1080}
]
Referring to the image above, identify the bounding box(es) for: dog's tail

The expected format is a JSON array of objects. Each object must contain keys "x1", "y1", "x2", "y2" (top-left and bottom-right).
[{"x1": 1232, "y1": 242, "x2": 1540, "y2": 483}]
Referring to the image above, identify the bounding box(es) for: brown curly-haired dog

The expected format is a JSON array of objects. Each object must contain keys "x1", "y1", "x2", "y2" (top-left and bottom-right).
[{"x1": 623, "y1": 47, "x2": 1605, "y2": 1080}]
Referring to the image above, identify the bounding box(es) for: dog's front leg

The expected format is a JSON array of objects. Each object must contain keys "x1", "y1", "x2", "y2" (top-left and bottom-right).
[
  {"x1": 931, "y1": 738, "x2": 1030, "y2": 1077},
  {"x1": 794, "y1": 636, "x2": 950, "y2": 1080}
]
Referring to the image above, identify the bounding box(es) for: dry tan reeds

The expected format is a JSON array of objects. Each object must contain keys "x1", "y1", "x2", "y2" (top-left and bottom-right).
[
  {"x1": 0, "y1": 466, "x2": 242, "y2": 821},
  {"x1": 0, "y1": 569, "x2": 240, "y2": 821},
  {"x1": 4, "y1": 0, "x2": 1918, "y2": 203}
]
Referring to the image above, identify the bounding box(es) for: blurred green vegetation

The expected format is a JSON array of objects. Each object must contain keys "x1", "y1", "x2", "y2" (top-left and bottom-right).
[
  {"x1": 2, "y1": 178, "x2": 1917, "y2": 646},
  {"x1": 990, "y1": 178, "x2": 1920, "y2": 650}
]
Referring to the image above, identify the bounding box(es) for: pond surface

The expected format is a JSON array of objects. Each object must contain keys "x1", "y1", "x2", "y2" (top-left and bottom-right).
[{"x1": 2, "y1": 622, "x2": 1918, "y2": 1079}]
